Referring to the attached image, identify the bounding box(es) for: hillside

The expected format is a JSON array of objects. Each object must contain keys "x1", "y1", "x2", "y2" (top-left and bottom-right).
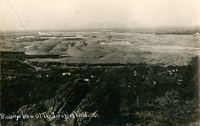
[
  {"x1": 1, "y1": 56, "x2": 199, "y2": 125},
  {"x1": 0, "y1": 29, "x2": 199, "y2": 66}
]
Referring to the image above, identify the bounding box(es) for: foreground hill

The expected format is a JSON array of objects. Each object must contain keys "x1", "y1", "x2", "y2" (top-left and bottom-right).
[{"x1": 1, "y1": 56, "x2": 199, "y2": 125}]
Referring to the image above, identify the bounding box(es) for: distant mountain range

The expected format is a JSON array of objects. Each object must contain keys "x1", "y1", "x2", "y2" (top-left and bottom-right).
[
  {"x1": 74, "y1": 21, "x2": 142, "y2": 29},
  {"x1": 71, "y1": 22, "x2": 200, "y2": 30}
]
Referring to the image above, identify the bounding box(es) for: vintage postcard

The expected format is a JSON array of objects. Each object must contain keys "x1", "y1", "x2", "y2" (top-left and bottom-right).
[{"x1": 0, "y1": 0, "x2": 199, "y2": 125}]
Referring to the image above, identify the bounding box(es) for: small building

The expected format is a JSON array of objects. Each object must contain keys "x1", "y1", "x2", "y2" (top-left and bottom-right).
[
  {"x1": 62, "y1": 72, "x2": 71, "y2": 76},
  {"x1": 193, "y1": 32, "x2": 199, "y2": 37},
  {"x1": 37, "y1": 75, "x2": 42, "y2": 78},
  {"x1": 84, "y1": 79, "x2": 89, "y2": 82}
]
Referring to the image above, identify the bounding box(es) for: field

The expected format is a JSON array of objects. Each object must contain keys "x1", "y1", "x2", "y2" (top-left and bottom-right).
[{"x1": 1, "y1": 27, "x2": 199, "y2": 66}]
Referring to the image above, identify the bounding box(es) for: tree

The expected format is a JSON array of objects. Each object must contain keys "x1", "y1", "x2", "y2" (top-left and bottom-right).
[{"x1": 123, "y1": 65, "x2": 149, "y2": 109}]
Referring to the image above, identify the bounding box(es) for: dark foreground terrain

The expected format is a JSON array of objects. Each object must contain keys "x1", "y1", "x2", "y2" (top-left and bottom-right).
[{"x1": 0, "y1": 54, "x2": 199, "y2": 125}]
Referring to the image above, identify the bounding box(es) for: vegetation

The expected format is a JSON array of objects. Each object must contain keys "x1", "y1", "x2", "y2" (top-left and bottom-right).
[{"x1": 1, "y1": 56, "x2": 199, "y2": 125}]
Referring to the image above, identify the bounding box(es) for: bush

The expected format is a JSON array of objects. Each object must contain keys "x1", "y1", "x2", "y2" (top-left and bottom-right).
[{"x1": 136, "y1": 90, "x2": 199, "y2": 126}]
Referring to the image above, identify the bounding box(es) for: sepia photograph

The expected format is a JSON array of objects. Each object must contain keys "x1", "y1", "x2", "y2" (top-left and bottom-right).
[{"x1": 0, "y1": 0, "x2": 199, "y2": 125}]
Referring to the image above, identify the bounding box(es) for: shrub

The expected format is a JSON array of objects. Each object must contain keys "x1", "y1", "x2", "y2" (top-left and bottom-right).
[{"x1": 136, "y1": 90, "x2": 199, "y2": 126}]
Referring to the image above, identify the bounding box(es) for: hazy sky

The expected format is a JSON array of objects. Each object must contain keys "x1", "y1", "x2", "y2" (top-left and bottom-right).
[{"x1": 0, "y1": 0, "x2": 199, "y2": 31}]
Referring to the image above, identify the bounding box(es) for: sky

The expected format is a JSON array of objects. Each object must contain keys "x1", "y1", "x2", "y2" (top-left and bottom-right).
[{"x1": 0, "y1": 0, "x2": 200, "y2": 31}]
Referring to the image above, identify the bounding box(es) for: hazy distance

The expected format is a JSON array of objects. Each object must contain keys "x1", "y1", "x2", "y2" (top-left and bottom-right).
[{"x1": 0, "y1": 0, "x2": 199, "y2": 31}]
